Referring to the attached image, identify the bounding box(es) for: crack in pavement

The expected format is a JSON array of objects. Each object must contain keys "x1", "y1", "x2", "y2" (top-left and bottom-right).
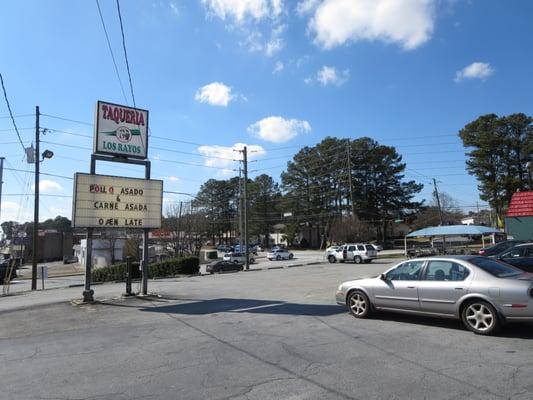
[
  {"x1": 161, "y1": 311, "x2": 362, "y2": 400},
  {"x1": 314, "y1": 316, "x2": 508, "y2": 400}
]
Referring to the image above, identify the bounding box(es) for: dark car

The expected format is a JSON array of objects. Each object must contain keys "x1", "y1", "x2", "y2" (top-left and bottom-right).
[
  {"x1": 496, "y1": 243, "x2": 533, "y2": 272},
  {"x1": 479, "y1": 240, "x2": 527, "y2": 257},
  {"x1": 216, "y1": 244, "x2": 233, "y2": 253},
  {"x1": 206, "y1": 260, "x2": 244, "y2": 274},
  {"x1": 0, "y1": 261, "x2": 17, "y2": 284}
]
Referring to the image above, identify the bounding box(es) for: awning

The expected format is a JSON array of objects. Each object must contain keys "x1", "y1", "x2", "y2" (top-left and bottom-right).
[{"x1": 406, "y1": 225, "x2": 501, "y2": 238}]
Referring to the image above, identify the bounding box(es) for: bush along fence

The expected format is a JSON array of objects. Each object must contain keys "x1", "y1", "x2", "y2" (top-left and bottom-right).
[{"x1": 91, "y1": 257, "x2": 200, "y2": 283}]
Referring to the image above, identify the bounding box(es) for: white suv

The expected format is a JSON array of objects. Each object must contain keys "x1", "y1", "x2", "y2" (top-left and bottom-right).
[
  {"x1": 223, "y1": 252, "x2": 255, "y2": 264},
  {"x1": 329, "y1": 244, "x2": 377, "y2": 264}
]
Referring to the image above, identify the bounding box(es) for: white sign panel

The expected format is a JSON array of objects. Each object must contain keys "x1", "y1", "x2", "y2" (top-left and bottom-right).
[
  {"x1": 94, "y1": 101, "x2": 149, "y2": 159},
  {"x1": 73, "y1": 173, "x2": 163, "y2": 229}
]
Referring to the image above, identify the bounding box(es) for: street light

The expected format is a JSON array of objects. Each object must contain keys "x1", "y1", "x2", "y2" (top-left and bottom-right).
[{"x1": 41, "y1": 149, "x2": 54, "y2": 160}]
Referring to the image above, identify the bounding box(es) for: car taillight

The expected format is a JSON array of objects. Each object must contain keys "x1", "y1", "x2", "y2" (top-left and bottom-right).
[{"x1": 479, "y1": 249, "x2": 485, "y2": 255}]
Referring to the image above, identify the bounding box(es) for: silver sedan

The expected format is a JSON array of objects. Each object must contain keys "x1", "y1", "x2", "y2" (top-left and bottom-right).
[{"x1": 335, "y1": 256, "x2": 533, "y2": 335}]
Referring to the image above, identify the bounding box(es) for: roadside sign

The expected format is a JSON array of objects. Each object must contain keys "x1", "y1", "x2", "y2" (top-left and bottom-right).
[
  {"x1": 94, "y1": 100, "x2": 149, "y2": 159},
  {"x1": 13, "y1": 237, "x2": 30, "y2": 246},
  {"x1": 72, "y1": 173, "x2": 163, "y2": 229}
]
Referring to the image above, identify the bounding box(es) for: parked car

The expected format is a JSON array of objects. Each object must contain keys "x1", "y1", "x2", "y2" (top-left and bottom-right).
[
  {"x1": 233, "y1": 244, "x2": 258, "y2": 255},
  {"x1": 325, "y1": 245, "x2": 341, "y2": 257},
  {"x1": 329, "y1": 244, "x2": 377, "y2": 264},
  {"x1": 479, "y1": 240, "x2": 527, "y2": 256},
  {"x1": 0, "y1": 261, "x2": 17, "y2": 284},
  {"x1": 335, "y1": 256, "x2": 533, "y2": 335},
  {"x1": 369, "y1": 244, "x2": 383, "y2": 252},
  {"x1": 223, "y1": 252, "x2": 255, "y2": 264},
  {"x1": 267, "y1": 249, "x2": 294, "y2": 261},
  {"x1": 496, "y1": 243, "x2": 533, "y2": 272},
  {"x1": 217, "y1": 244, "x2": 233, "y2": 253},
  {"x1": 206, "y1": 260, "x2": 244, "y2": 274}
]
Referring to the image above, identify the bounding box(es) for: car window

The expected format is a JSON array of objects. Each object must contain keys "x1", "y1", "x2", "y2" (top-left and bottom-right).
[
  {"x1": 525, "y1": 247, "x2": 533, "y2": 257},
  {"x1": 347, "y1": 246, "x2": 355, "y2": 251},
  {"x1": 502, "y1": 247, "x2": 523, "y2": 258},
  {"x1": 469, "y1": 257, "x2": 523, "y2": 278},
  {"x1": 424, "y1": 261, "x2": 470, "y2": 281},
  {"x1": 386, "y1": 261, "x2": 424, "y2": 281},
  {"x1": 364, "y1": 245, "x2": 374, "y2": 251},
  {"x1": 357, "y1": 245, "x2": 365, "y2": 251}
]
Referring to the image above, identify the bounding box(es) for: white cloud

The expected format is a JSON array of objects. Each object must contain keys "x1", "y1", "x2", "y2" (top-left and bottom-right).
[
  {"x1": 273, "y1": 61, "x2": 284, "y2": 74},
  {"x1": 306, "y1": 0, "x2": 436, "y2": 51},
  {"x1": 454, "y1": 62, "x2": 494, "y2": 82},
  {"x1": 165, "y1": 176, "x2": 180, "y2": 182},
  {"x1": 169, "y1": 1, "x2": 179, "y2": 15},
  {"x1": 307, "y1": 65, "x2": 349, "y2": 86},
  {"x1": 296, "y1": 0, "x2": 320, "y2": 15},
  {"x1": 195, "y1": 82, "x2": 233, "y2": 106},
  {"x1": 201, "y1": 0, "x2": 283, "y2": 24},
  {"x1": 197, "y1": 143, "x2": 266, "y2": 176},
  {"x1": 32, "y1": 180, "x2": 63, "y2": 193},
  {"x1": 248, "y1": 116, "x2": 311, "y2": 143}
]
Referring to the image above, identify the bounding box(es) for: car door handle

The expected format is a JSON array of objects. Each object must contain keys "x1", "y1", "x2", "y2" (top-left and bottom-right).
[
  {"x1": 454, "y1": 287, "x2": 464, "y2": 290},
  {"x1": 407, "y1": 286, "x2": 416, "y2": 289}
]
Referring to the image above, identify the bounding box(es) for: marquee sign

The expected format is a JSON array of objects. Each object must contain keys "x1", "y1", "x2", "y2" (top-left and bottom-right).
[
  {"x1": 94, "y1": 100, "x2": 149, "y2": 159},
  {"x1": 72, "y1": 173, "x2": 163, "y2": 229}
]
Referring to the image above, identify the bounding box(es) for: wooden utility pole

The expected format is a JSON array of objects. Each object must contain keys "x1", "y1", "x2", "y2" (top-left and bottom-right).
[
  {"x1": 31, "y1": 106, "x2": 40, "y2": 291},
  {"x1": 243, "y1": 147, "x2": 249, "y2": 271},
  {"x1": 0, "y1": 157, "x2": 4, "y2": 224},
  {"x1": 433, "y1": 178, "x2": 444, "y2": 226},
  {"x1": 346, "y1": 140, "x2": 354, "y2": 216}
]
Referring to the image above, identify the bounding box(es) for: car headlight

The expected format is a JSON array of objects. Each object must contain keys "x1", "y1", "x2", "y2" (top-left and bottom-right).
[{"x1": 337, "y1": 283, "x2": 343, "y2": 291}]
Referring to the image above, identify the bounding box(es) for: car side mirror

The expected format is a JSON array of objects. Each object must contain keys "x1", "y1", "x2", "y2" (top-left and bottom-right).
[{"x1": 379, "y1": 273, "x2": 387, "y2": 281}]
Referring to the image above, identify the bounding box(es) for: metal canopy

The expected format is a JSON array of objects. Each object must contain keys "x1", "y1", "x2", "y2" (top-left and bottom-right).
[{"x1": 406, "y1": 224, "x2": 501, "y2": 238}]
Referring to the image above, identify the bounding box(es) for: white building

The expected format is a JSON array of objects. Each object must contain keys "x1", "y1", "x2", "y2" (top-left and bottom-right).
[{"x1": 74, "y1": 238, "x2": 126, "y2": 268}]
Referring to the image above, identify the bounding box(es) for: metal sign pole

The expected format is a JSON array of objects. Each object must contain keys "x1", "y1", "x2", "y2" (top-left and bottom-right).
[
  {"x1": 142, "y1": 161, "x2": 151, "y2": 295},
  {"x1": 82, "y1": 155, "x2": 96, "y2": 302}
]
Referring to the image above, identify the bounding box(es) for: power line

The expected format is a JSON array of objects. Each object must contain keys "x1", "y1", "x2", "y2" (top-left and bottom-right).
[
  {"x1": 41, "y1": 113, "x2": 93, "y2": 126},
  {"x1": 0, "y1": 72, "x2": 27, "y2": 153},
  {"x1": 95, "y1": 0, "x2": 129, "y2": 104},
  {"x1": 5, "y1": 167, "x2": 73, "y2": 180},
  {"x1": 116, "y1": 0, "x2": 136, "y2": 107}
]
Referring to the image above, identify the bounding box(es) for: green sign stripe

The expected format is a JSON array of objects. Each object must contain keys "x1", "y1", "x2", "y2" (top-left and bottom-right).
[{"x1": 102, "y1": 129, "x2": 142, "y2": 137}]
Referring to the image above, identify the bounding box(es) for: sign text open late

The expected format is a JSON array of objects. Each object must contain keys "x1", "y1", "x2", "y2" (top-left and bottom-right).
[{"x1": 72, "y1": 173, "x2": 163, "y2": 228}]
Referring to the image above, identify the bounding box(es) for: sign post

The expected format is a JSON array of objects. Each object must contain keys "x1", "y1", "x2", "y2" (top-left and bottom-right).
[{"x1": 75, "y1": 101, "x2": 160, "y2": 302}]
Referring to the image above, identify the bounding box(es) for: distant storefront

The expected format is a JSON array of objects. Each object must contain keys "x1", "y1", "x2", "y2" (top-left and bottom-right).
[{"x1": 505, "y1": 191, "x2": 533, "y2": 240}]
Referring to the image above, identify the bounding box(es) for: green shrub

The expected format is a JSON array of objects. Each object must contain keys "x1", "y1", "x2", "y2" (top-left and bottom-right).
[{"x1": 91, "y1": 257, "x2": 199, "y2": 283}]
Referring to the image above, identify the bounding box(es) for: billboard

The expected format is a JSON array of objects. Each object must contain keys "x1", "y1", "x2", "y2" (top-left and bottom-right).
[
  {"x1": 94, "y1": 100, "x2": 149, "y2": 159},
  {"x1": 73, "y1": 173, "x2": 163, "y2": 229}
]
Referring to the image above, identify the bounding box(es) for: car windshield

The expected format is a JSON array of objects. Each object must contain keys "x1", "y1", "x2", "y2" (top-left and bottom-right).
[{"x1": 469, "y1": 257, "x2": 523, "y2": 278}]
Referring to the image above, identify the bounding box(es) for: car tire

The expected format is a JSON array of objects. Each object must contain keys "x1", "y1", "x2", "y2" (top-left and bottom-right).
[
  {"x1": 250, "y1": 258, "x2": 255, "y2": 264},
  {"x1": 354, "y1": 256, "x2": 363, "y2": 264},
  {"x1": 366, "y1": 259, "x2": 372, "y2": 264},
  {"x1": 239, "y1": 266, "x2": 244, "y2": 271},
  {"x1": 347, "y1": 290, "x2": 371, "y2": 319},
  {"x1": 461, "y1": 300, "x2": 500, "y2": 335},
  {"x1": 276, "y1": 255, "x2": 281, "y2": 261},
  {"x1": 233, "y1": 260, "x2": 239, "y2": 264},
  {"x1": 328, "y1": 255, "x2": 336, "y2": 263},
  {"x1": 289, "y1": 253, "x2": 294, "y2": 260}
]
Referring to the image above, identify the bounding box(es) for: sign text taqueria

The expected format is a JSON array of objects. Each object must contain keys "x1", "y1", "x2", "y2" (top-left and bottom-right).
[{"x1": 72, "y1": 173, "x2": 163, "y2": 228}]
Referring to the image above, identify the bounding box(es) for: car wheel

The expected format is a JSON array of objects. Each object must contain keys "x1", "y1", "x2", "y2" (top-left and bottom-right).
[
  {"x1": 234, "y1": 260, "x2": 239, "y2": 264},
  {"x1": 276, "y1": 255, "x2": 281, "y2": 261},
  {"x1": 250, "y1": 258, "x2": 255, "y2": 264},
  {"x1": 210, "y1": 271, "x2": 214, "y2": 275},
  {"x1": 347, "y1": 290, "x2": 371, "y2": 319},
  {"x1": 239, "y1": 265, "x2": 244, "y2": 271},
  {"x1": 354, "y1": 256, "x2": 363, "y2": 264},
  {"x1": 461, "y1": 300, "x2": 500, "y2": 335},
  {"x1": 289, "y1": 253, "x2": 294, "y2": 260},
  {"x1": 366, "y1": 259, "x2": 372, "y2": 264},
  {"x1": 328, "y1": 255, "x2": 336, "y2": 263}
]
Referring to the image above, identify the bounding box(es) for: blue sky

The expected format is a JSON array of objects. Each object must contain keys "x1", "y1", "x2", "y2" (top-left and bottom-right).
[{"x1": 1, "y1": 0, "x2": 532, "y2": 223}]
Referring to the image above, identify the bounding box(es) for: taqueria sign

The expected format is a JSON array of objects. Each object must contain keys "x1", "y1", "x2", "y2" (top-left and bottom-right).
[
  {"x1": 94, "y1": 100, "x2": 149, "y2": 159},
  {"x1": 72, "y1": 173, "x2": 163, "y2": 229}
]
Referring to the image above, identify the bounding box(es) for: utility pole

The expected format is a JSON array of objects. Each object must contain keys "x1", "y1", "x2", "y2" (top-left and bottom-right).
[
  {"x1": 0, "y1": 157, "x2": 4, "y2": 224},
  {"x1": 433, "y1": 178, "x2": 444, "y2": 226},
  {"x1": 176, "y1": 201, "x2": 183, "y2": 257},
  {"x1": 32, "y1": 106, "x2": 40, "y2": 291},
  {"x1": 346, "y1": 140, "x2": 354, "y2": 216},
  {"x1": 243, "y1": 147, "x2": 249, "y2": 271},
  {"x1": 238, "y1": 167, "x2": 243, "y2": 251}
]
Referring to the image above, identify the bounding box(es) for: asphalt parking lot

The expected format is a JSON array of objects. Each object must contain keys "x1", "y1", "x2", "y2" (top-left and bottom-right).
[{"x1": 1, "y1": 259, "x2": 533, "y2": 400}]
